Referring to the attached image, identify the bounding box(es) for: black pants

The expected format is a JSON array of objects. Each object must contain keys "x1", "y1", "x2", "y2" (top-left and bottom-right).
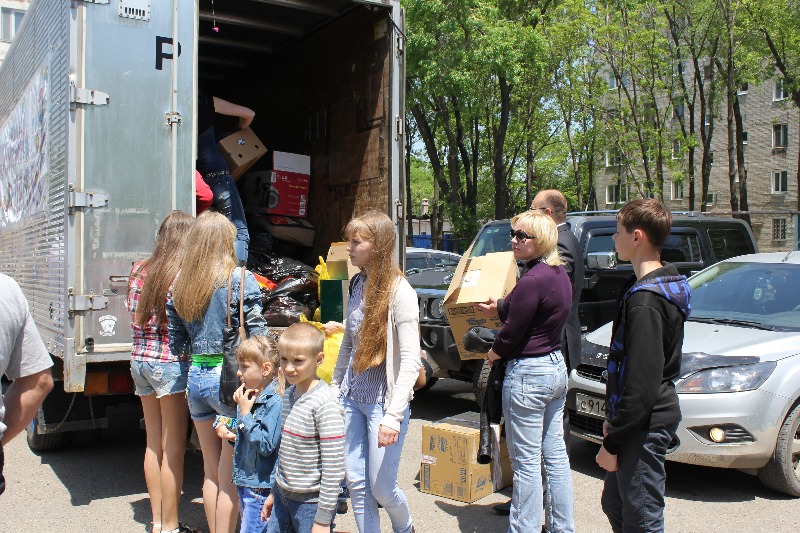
[
  {"x1": 0, "y1": 442, "x2": 5, "y2": 495},
  {"x1": 600, "y1": 424, "x2": 677, "y2": 533}
]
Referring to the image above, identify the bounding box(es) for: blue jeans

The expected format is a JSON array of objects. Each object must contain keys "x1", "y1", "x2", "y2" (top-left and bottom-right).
[
  {"x1": 197, "y1": 127, "x2": 249, "y2": 263},
  {"x1": 502, "y1": 353, "x2": 574, "y2": 533},
  {"x1": 130, "y1": 359, "x2": 189, "y2": 398},
  {"x1": 601, "y1": 424, "x2": 677, "y2": 533},
  {"x1": 186, "y1": 364, "x2": 237, "y2": 421},
  {"x1": 343, "y1": 398, "x2": 412, "y2": 533},
  {"x1": 266, "y1": 487, "x2": 332, "y2": 533},
  {"x1": 238, "y1": 486, "x2": 270, "y2": 533}
]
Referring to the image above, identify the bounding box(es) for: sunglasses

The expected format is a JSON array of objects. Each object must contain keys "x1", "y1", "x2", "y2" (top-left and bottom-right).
[{"x1": 509, "y1": 229, "x2": 535, "y2": 242}]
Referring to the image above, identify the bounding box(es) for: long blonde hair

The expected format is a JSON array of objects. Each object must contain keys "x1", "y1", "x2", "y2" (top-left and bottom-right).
[
  {"x1": 134, "y1": 211, "x2": 194, "y2": 327},
  {"x1": 344, "y1": 211, "x2": 401, "y2": 374},
  {"x1": 511, "y1": 210, "x2": 564, "y2": 267},
  {"x1": 172, "y1": 211, "x2": 238, "y2": 322}
]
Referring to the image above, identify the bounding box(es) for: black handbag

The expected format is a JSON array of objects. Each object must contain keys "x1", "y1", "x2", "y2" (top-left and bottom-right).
[{"x1": 220, "y1": 267, "x2": 247, "y2": 408}]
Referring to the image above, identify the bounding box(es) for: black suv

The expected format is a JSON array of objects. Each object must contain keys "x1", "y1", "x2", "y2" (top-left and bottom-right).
[{"x1": 416, "y1": 213, "x2": 758, "y2": 402}]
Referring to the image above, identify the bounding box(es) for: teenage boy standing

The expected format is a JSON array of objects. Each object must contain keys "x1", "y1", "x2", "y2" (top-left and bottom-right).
[{"x1": 596, "y1": 199, "x2": 691, "y2": 533}]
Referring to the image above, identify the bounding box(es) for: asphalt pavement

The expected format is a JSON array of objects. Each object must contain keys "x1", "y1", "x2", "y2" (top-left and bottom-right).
[{"x1": 2, "y1": 379, "x2": 798, "y2": 532}]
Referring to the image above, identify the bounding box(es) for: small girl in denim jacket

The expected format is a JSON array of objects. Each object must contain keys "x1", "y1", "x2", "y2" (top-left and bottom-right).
[{"x1": 217, "y1": 335, "x2": 283, "y2": 533}]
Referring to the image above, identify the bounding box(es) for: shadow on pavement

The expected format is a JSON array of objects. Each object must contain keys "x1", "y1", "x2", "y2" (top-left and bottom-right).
[
  {"x1": 33, "y1": 424, "x2": 207, "y2": 529},
  {"x1": 432, "y1": 492, "x2": 512, "y2": 533},
  {"x1": 410, "y1": 379, "x2": 479, "y2": 422}
]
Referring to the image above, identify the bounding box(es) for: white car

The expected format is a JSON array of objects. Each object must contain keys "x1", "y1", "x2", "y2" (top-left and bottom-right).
[{"x1": 568, "y1": 251, "x2": 800, "y2": 496}]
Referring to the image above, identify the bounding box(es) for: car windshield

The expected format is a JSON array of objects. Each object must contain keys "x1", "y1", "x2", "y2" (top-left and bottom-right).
[
  {"x1": 689, "y1": 261, "x2": 800, "y2": 331},
  {"x1": 470, "y1": 223, "x2": 512, "y2": 257}
]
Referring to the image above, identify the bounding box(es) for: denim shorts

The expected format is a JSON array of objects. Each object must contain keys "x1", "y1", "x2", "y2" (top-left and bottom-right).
[
  {"x1": 186, "y1": 364, "x2": 236, "y2": 421},
  {"x1": 130, "y1": 359, "x2": 189, "y2": 398}
]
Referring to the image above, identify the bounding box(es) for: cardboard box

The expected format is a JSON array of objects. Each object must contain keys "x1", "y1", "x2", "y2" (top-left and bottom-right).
[
  {"x1": 419, "y1": 412, "x2": 510, "y2": 503},
  {"x1": 247, "y1": 213, "x2": 315, "y2": 247},
  {"x1": 217, "y1": 128, "x2": 267, "y2": 180},
  {"x1": 267, "y1": 151, "x2": 311, "y2": 217},
  {"x1": 443, "y1": 252, "x2": 518, "y2": 360},
  {"x1": 326, "y1": 242, "x2": 360, "y2": 280}
]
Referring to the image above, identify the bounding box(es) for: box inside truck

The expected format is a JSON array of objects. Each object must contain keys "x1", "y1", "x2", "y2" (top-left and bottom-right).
[{"x1": 197, "y1": 0, "x2": 396, "y2": 265}]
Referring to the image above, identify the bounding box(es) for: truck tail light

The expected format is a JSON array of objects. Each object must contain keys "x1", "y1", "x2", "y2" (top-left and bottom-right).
[
  {"x1": 85, "y1": 371, "x2": 134, "y2": 395},
  {"x1": 109, "y1": 371, "x2": 134, "y2": 394}
]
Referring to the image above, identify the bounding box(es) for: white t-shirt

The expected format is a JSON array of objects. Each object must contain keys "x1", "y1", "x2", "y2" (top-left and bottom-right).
[{"x1": 0, "y1": 274, "x2": 53, "y2": 438}]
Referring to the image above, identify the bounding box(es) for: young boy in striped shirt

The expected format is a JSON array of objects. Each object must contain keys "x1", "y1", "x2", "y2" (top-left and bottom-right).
[{"x1": 262, "y1": 322, "x2": 345, "y2": 533}]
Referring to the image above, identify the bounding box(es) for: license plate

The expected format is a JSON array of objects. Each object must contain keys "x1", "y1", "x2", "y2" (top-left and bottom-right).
[{"x1": 575, "y1": 393, "x2": 606, "y2": 419}]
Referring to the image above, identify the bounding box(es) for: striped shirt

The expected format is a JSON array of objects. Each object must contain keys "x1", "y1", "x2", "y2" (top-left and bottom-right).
[
  {"x1": 274, "y1": 380, "x2": 345, "y2": 525},
  {"x1": 341, "y1": 274, "x2": 387, "y2": 403},
  {"x1": 126, "y1": 262, "x2": 184, "y2": 363}
]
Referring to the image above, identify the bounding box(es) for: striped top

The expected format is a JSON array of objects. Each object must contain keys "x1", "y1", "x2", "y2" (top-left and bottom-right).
[
  {"x1": 341, "y1": 274, "x2": 388, "y2": 402},
  {"x1": 273, "y1": 380, "x2": 345, "y2": 525}
]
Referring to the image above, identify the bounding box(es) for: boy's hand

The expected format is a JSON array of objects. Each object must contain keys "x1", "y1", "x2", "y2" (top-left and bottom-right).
[
  {"x1": 311, "y1": 523, "x2": 329, "y2": 533},
  {"x1": 603, "y1": 420, "x2": 609, "y2": 438},
  {"x1": 378, "y1": 425, "x2": 399, "y2": 448},
  {"x1": 216, "y1": 424, "x2": 236, "y2": 442},
  {"x1": 260, "y1": 493, "x2": 273, "y2": 522},
  {"x1": 596, "y1": 445, "x2": 618, "y2": 472},
  {"x1": 236, "y1": 384, "x2": 258, "y2": 416}
]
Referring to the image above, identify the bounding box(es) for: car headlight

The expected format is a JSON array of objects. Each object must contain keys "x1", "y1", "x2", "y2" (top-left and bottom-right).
[
  {"x1": 677, "y1": 361, "x2": 777, "y2": 394},
  {"x1": 428, "y1": 298, "x2": 445, "y2": 319}
]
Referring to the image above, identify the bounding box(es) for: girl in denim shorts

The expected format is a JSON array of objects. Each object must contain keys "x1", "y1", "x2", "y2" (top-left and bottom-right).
[
  {"x1": 168, "y1": 211, "x2": 268, "y2": 533},
  {"x1": 127, "y1": 210, "x2": 197, "y2": 533}
]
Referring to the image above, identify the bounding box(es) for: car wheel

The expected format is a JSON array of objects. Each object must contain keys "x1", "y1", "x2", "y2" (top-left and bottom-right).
[
  {"x1": 415, "y1": 358, "x2": 438, "y2": 395},
  {"x1": 26, "y1": 416, "x2": 64, "y2": 452},
  {"x1": 473, "y1": 359, "x2": 491, "y2": 407},
  {"x1": 757, "y1": 401, "x2": 800, "y2": 497}
]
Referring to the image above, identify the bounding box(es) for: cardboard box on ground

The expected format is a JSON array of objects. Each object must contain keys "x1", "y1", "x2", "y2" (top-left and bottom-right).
[
  {"x1": 443, "y1": 251, "x2": 518, "y2": 360},
  {"x1": 217, "y1": 128, "x2": 268, "y2": 180},
  {"x1": 420, "y1": 411, "x2": 511, "y2": 503}
]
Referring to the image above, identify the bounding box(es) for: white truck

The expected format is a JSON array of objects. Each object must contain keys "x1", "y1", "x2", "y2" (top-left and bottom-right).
[{"x1": 0, "y1": 0, "x2": 406, "y2": 450}]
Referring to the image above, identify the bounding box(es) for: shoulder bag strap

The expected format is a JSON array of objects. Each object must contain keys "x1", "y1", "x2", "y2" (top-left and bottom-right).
[
  {"x1": 238, "y1": 267, "x2": 247, "y2": 340},
  {"x1": 226, "y1": 269, "x2": 234, "y2": 328}
]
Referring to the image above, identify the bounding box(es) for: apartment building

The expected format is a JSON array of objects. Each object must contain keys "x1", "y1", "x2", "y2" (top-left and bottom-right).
[
  {"x1": 597, "y1": 75, "x2": 799, "y2": 252},
  {"x1": 0, "y1": 1, "x2": 29, "y2": 67}
]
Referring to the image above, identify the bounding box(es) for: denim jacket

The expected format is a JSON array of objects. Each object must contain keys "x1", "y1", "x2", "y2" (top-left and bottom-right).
[
  {"x1": 232, "y1": 380, "x2": 282, "y2": 488},
  {"x1": 167, "y1": 267, "x2": 268, "y2": 356}
]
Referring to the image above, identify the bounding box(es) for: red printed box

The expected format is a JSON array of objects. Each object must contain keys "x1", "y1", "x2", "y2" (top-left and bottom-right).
[{"x1": 267, "y1": 151, "x2": 310, "y2": 218}]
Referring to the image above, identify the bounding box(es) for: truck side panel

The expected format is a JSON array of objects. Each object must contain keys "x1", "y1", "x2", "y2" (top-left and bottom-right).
[{"x1": 0, "y1": 0, "x2": 70, "y2": 359}]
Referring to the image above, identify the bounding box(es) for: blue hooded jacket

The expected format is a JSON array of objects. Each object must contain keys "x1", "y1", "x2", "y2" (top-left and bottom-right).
[{"x1": 604, "y1": 263, "x2": 691, "y2": 455}]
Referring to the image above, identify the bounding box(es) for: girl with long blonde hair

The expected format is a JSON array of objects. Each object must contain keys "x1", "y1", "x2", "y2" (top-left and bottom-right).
[
  {"x1": 127, "y1": 210, "x2": 195, "y2": 533},
  {"x1": 331, "y1": 210, "x2": 421, "y2": 533},
  {"x1": 167, "y1": 211, "x2": 268, "y2": 533}
]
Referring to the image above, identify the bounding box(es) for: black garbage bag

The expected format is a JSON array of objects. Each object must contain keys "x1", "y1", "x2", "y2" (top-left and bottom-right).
[
  {"x1": 248, "y1": 248, "x2": 314, "y2": 280},
  {"x1": 262, "y1": 296, "x2": 313, "y2": 326}
]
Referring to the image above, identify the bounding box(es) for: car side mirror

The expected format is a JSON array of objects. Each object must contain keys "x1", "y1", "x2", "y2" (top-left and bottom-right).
[{"x1": 586, "y1": 251, "x2": 617, "y2": 270}]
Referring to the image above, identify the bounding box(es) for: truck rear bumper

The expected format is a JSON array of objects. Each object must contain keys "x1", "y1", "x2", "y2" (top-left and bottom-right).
[{"x1": 419, "y1": 322, "x2": 462, "y2": 371}]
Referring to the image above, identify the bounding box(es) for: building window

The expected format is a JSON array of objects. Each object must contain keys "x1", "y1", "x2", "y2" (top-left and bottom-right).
[
  {"x1": 673, "y1": 104, "x2": 685, "y2": 119},
  {"x1": 671, "y1": 181, "x2": 684, "y2": 200},
  {"x1": 605, "y1": 149, "x2": 621, "y2": 168},
  {"x1": 0, "y1": 8, "x2": 25, "y2": 42},
  {"x1": 703, "y1": 64, "x2": 713, "y2": 80},
  {"x1": 606, "y1": 184, "x2": 627, "y2": 204},
  {"x1": 709, "y1": 152, "x2": 714, "y2": 166},
  {"x1": 742, "y1": 131, "x2": 748, "y2": 145},
  {"x1": 705, "y1": 192, "x2": 716, "y2": 207},
  {"x1": 608, "y1": 74, "x2": 617, "y2": 90},
  {"x1": 773, "y1": 170, "x2": 788, "y2": 193},
  {"x1": 774, "y1": 78, "x2": 788, "y2": 101},
  {"x1": 773, "y1": 124, "x2": 788, "y2": 149},
  {"x1": 738, "y1": 82, "x2": 749, "y2": 94},
  {"x1": 772, "y1": 218, "x2": 788, "y2": 241},
  {"x1": 672, "y1": 139, "x2": 682, "y2": 159}
]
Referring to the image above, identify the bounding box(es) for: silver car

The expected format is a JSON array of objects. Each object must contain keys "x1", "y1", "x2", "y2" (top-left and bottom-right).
[{"x1": 568, "y1": 251, "x2": 800, "y2": 497}]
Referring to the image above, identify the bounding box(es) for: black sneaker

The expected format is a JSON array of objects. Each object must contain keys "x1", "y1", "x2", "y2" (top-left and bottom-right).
[{"x1": 336, "y1": 498, "x2": 348, "y2": 515}]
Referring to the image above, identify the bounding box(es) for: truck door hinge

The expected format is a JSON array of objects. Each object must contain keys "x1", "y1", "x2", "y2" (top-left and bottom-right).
[
  {"x1": 165, "y1": 112, "x2": 183, "y2": 127},
  {"x1": 70, "y1": 82, "x2": 110, "y2": 107},
  {"x1": 68, "y1": 288, "x2": 109, "y2": 316},
  {"x1": 68, "y1": 186, "x2": 109, "y2": 214},
  {"x1": 395, "y1": 115, "x2": 404, "y2": 140}
]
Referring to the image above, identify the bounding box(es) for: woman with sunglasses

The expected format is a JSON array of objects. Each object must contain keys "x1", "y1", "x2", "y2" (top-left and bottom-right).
[{"x1": 478, "y1": 210, "x2": 575, "y2": 533}]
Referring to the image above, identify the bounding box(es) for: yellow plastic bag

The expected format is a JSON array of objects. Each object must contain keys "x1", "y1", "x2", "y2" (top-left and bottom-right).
[
  {"x1": 300, "y1": 316, "x2": 343, "y2": 384},
  {"x1": 314, "y1": 256, "x2": 330, "y2": 302}
]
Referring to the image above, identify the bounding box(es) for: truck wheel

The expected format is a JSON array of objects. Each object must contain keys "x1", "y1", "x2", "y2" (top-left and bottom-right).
[
  {"x1": 757, "y1": 401, "x2": 800, "y2": 497},
  {"x1": 26, "y1": 417, "x2": 64, "y2": 452},
  {"x1": 472, "y1": 359, "x2": 491, "y2": 407},
  {"x1": 415, "y1": 358, "x2": 438, "y2": 395}
]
